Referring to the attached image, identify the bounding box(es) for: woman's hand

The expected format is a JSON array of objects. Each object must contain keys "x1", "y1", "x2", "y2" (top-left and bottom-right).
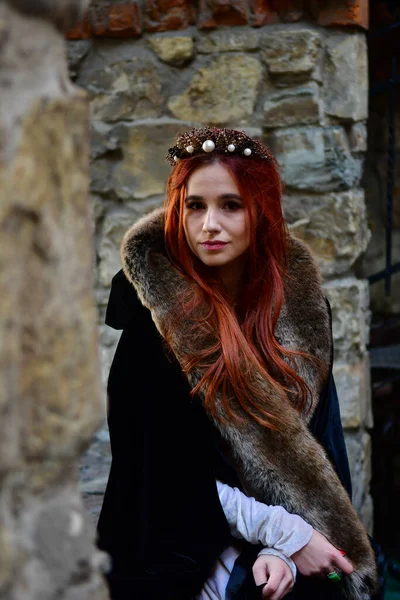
[
  {"x1": 291, "y1": 530, "x2": 354, "y2": 578},
  {"x1": 252, "y1": 554, "x2": 294, "y2": 600}
]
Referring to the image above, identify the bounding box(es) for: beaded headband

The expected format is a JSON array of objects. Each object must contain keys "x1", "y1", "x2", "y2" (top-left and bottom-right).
[{"x1": 166, "y1": 127, "x2": 273, "y2": 166}]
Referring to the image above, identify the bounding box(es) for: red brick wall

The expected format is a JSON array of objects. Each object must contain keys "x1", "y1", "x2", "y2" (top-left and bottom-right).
[{"x1": 66, "y1": 0, "x2": 369, "y2": 39}]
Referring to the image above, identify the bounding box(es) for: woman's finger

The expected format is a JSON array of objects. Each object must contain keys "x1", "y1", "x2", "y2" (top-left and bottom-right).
[
  {"x1": 334, "y1": 553, "x2": 354, "y2": 576},
  {"x1": 252, "y1": 559, "x2": 269, "y2": 586},
  {"x1": 263, "y1": 572, "x2": 293, "y2": 600}
]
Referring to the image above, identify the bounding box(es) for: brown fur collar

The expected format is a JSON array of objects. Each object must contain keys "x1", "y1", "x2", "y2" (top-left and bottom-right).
[{"x1": 121, "y1": 208, "x2": 377, "y2": 599}]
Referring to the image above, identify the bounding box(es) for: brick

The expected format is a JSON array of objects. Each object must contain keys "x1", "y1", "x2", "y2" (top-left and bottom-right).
[
  {"x1": 199, "y1": 0, "x2": 248, "y2": 29},
  {"x1": 249, "y1": 0, "x2": 279, "y2": 26},
  {"x1": 66, "y1": 12, "x2": 91, "y2": 40},
  {"x1": 90, "y1": 2, "x2": 142, "y2": 37},
  {"x1": 274, "y1": 0, "x2": 305, "y2": 23},
  {"x1": 145, "y1": 0, "x2": 196, "y2": 32},
  {"x1": 311, "y1": 0, "x2": 369, "y2": 29}
]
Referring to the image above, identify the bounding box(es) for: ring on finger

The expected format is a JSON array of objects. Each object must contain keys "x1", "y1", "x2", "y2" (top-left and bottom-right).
[{"x1": 327, "y1": 569, "x2": 342, "y2": 583}]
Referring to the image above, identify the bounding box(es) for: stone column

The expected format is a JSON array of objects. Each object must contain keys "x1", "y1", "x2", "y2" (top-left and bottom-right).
[{"x1": 0, "y1": 2, "x2": 108, "y2": 598}]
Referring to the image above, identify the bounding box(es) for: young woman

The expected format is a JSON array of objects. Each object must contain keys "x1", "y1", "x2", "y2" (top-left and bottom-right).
[{"x1": 97, "y1": 127, "x2": 378, "y2": 600}]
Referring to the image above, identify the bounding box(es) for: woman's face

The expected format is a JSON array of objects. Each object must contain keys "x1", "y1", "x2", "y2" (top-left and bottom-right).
[{"x1": 183, "y1": 162, "x2": 250, "y2": 272}]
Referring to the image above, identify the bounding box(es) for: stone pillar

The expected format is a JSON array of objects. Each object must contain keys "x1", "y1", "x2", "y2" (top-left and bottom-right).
[{"x1": 0, "y1": 2, "x2": 108, "y2": 598}]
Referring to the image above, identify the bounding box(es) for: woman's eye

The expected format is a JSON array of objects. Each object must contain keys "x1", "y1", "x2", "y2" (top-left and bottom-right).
[
  {"x1": 186, "y1": 202, "x2": 204, "y2": 210},
  {"x1": 223, "y1": 201, "x2": 242, "y2": 210}
]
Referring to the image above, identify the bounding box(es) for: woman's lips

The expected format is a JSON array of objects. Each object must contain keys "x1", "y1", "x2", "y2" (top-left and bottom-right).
[{"x1": 200, "y1": 241, "x2": 228, "y2": 251}]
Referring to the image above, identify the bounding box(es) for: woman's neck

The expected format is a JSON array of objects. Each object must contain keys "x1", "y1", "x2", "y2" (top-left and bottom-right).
[{"x1": 217, "y1": 256, "x2": 247, "y2": 304}]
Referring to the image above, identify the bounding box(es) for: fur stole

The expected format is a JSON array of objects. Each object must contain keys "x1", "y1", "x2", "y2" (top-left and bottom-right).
[{"x1": 121, "y1": 208, "x2": 377, "y2": 600}]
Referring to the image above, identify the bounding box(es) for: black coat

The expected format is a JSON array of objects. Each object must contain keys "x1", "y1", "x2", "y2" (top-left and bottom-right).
[{"x1": 97, "y1": 269, "x2": 356, "y2": 600}]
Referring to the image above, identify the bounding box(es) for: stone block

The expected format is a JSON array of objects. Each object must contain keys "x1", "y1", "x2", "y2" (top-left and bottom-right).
[
  {"x1": 145, "y1": 0, "x2": 196, "y2": 32},
  {"x1": 286, "y1": 189, "x2": 370, "y2": 276},
  {"x1": 333, "y1": 358, "x2": 371, "y2": 429},
  {"x1": 344, "y1": 431, "x2": 371, "y2": 513},
  {"x1": 168, "y1": 55, "x2": 263, "y2": 124},
  {"x1": 261, "y1": 28, "x2": 321, "y2": 74},
  {"x1": 198, "y1": 0, "x2": 248, "y2": 28},
  {"x1": 264, "y1": 83, "x2": 322, "y2": 128},
  {"x1": 268, "y1": 126, "x2": 363, "y2": 192},
  {"x1": 90, "y1": 1, "x2": 142, "y2": 37},
  {"x1": 196, "y1": 29, "x2": 260, "y2": 53},
  {"x1": 312, "y1": 0, "x2": 369, "y2": 29},
  {"x1": 98, "y1": 200, "x2": 163, "y2": 286},
  {"x1": 323, "y1": 33, "x2": 368, "y2": 121},
  {"x1": 148, "y1": 34, "x2": 194, "y2": 65},
  {"x1": 90, "y1": 158, "x2": 115, "y2": 196},
  {"x1": 111, "y1": 119, "x2": 193, "y2": 200},
  {"x1": 324, "y1": 278, "x2": 370, "y2": 364},
  {"x1": 77, "y1": 49, "x2": 162, "y2": 122}
]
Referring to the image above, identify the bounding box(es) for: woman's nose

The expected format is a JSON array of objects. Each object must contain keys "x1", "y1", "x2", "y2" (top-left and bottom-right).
[{"x1": 202, "y1": 209, "x2": 222, "y2": 233}]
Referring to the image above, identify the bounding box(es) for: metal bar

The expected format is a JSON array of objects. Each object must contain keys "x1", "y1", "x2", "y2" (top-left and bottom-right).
[
  {"x1": 369, "y1": 262, "x2": 400, "y2": 285},
  {"x1": 385, "y1": 55, "x2": 397, "y2": 296},
  {"x1": 369, "y1": 20, "x2": 400, "y2": 39}
]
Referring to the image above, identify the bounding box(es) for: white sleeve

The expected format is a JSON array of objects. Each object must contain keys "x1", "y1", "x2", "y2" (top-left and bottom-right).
[{"x1": 216, "y1": 480, "x2": 313, "y2": 558}]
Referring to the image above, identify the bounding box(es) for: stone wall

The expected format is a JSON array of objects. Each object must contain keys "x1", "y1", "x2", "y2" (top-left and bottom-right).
[
  {"x1": 68, "y1": 0, "x2": 374, "y2": 532},
  {"x1": 0, "y1": 2, "x2": 109, "y2": 599}
]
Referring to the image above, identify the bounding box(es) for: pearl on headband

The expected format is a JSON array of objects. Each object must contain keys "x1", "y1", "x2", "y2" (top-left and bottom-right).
[
  {"x1": 202, "y1": 140, "x2": 215, "y2": 153},
  {"x1": 227, "y1": 144, "x2": 235, "y2": 152},
  {"x1": 244, "y1": 148, "x2": 252, "y2": 156},
  {"x1": 186, "y1": 145, "x2": 194, "y2": 153}
]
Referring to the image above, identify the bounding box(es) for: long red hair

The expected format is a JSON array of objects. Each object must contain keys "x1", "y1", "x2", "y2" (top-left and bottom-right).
[{"x1": 164, "y1": 154, "x2": 311, "y2": 429}]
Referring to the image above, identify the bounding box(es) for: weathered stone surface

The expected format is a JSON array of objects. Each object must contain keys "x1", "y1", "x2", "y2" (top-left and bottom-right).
[
  {"x1": 268, "y1": 126, "x2": 363, "y2": 192},
  {"x1": 359, "y1": 493, "x2": 374, "y2": 535},
  {"x1": 261, "y1": 29, "x2": 321, "y2": 74},
  {"x1": 0, "y1": 5, "x2": 107, "y2": 597},
  {"x1": 77, "y1": 49, "x2": 162, "y2": 122},
  {"x1": 198, "y1": 0, "x2": 248, "y2": 28},
  {"x1": 324, "y1": 278, "x2": 370, "y2": 364},
  {"x1": 90, "y1": 158, "x2": 115, "y2": 196},
  {"x1": 196, "y1": 29, "x2": 260, "y2": 53},
  {"x1": 168, "y1": 55, "x2": 263, "y2": 124},
  {"x1": 333, "y1": 358, "x2": 371, "y2": 429},
  {"x1": 349, "y1": 121, "x2": 368, "y2": 153},
  {"x1": 0, "y1": 94, "x2": 103, "y2": 463},
  {"x1": 0, "y1": 5, "x2": 76, "y2": 164},
  {"x1": 145, "y1": 0, "x2": 196, "y2": 32},
  {"x1": 286, "y1": 189, "x2": 370, "y2": 276},
  {"x1": 10, "y1": 0, "x2": 90, "y2": 31},
  {"x1": 98, "y1": 324, "x2": 121, "y2": 388},
  {"x1": 323, "y1": 33, "x2": 368, "y2": 121},
  {"x1": 111, "y1": 119, "x2": 193, "y2": 200},
  {"x1": 66, "y1": 40, "x2": 92, "y2": 79},
  {"x1": 98, "y1": 200, "x2": 163, "y2": 285},
  {"x1": 148, "y1": 34, "x2": 194, "y2": 64},
  {"x1": 80, "y1": 425, "x2": 111, "y2": 521},
  {"x1": 264, "y1": 83, "x2": 321, "y2": 128},
  {"x1": 345, "y1": 431, "x2": 371, "y2": 513}
]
